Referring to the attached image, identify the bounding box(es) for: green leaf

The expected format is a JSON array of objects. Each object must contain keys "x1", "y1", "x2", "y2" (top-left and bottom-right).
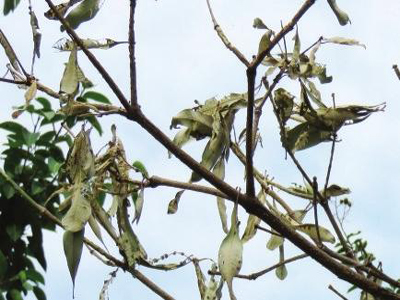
[
  {"x1": 2, "y1": 182, "x2": 15, "y2": 199},
  {"x1": 26, "y1": 269, "x2": 45, "y2": 285},
  {"x1": 33, "y1": 286, "x2": 46, "y2": 300},
  {"x1": 327, "y1": 0, "x2": 350, "y2": 26},
  {"x1": 63, "y1": 229, "x2": 84, "y2": 293},
  {"x1": 3, "y1": 0, "x2": 21, "y2": 15},
  {"x1": 212, "y1": 157, "x2": 228, "y2": 233},
  {"x1": 132, "y1": 161, "x2": 149, "y2": 178},
  {"x1": 6, "y1": 224, "x2": 23, "y2": 242},
  {"x1": 0, "y1": 250, "x2": 7, "y2": 279},
  {"x1": 22, "y1": 131, "x2": 40, "y2": 147},
  {"x1": 295, "y1": 224, "x2": 336, "y2": 243},
  {"x1": 61, "y1": 0, "x2": 102, "y2": 31},
  {"x1": 9, "y1": 289, "x2": 23, "y2": 300},
  {"x1": 167, "y1": 190, "x2": 184, "y2": 215},
  {"x1": 0, "y1": 121, "x2": 28, "y2": 135},
  {"x1": 35, "y1": 97, "x2": 52, "y2": 110},
  {"x1": 85, "y1": 115, "x2": 103, "y2": 135},
  {"x1": 82, "y1": 91, "x2": 110, "y2": 104}
]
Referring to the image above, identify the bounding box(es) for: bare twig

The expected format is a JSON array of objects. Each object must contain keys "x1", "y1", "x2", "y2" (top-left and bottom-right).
[
  {"x1": 328, "y1": 285, "x2": 348, "y2": 300},
  {"x1": 129, "y1": 0, "x2": 138, "y2": 107},
  {"x1": 255, "y1": 224, "x2": 283, "y2": 236},
  {"x1": 0, "y1": 77, "x2": 60, "y2": 99},
  {"x1": 252, "y1": 71, "x2": 285, "y2": 147},
  {"x1": 312, "y1": 177, "x2": 322, "y2": 245},
  {"x1": 130, "y1": 269, "x2": 176, "y2": 300},
  {"x1": 239, "y1": 254, "x2": 308, "y2": 280},
  {"x1": 205, "y1": 0, "x2": 249, "y2": 66},
  {"x1": 147, "y1": 175, "x2": 228, "y2": 199}
]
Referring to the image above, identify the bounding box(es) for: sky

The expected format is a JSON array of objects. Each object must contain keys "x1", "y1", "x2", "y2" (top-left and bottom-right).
[{"x1": 1, "y1": 0, "x2": 400, "y2": 300}]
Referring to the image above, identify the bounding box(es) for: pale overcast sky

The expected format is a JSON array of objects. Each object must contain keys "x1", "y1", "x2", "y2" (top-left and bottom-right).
[{"x1": 1, "y1": 1, "x2": 400, "y2": 300}]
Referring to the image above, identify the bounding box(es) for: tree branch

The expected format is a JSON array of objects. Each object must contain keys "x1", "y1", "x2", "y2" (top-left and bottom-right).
[
  {"x1": 245, "y1": 67, "x2": 256, "y2": 198},
  {"x1": 129, "y1": 0, "x2": 138, "y2": 107},
  {"x1": 205, "y1": 0, "x2": 249, "y2": 66}
]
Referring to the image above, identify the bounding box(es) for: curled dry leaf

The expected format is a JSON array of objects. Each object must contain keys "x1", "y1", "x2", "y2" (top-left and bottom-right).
[{"x1": 295, "y1": 224, "x2": 336, "y2": 244}]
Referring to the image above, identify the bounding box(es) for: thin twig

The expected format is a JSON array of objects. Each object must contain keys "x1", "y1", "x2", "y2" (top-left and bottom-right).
[
  {"x1": 312, "y1": 177, "x2": 322, "y2": 246},
  {"x1": 147, "y1": 175, "x2": 228, "y2": 199},
  {"x1": 328, "y1": 285, "x2": 348, "y2": 300},
  {"x1": 255, "y1": 224, "x2": 283, "y2": 236},
  {"x1": 129, "y1": 0, "x2": 138, "y2": 107},
  {"x1": 205, "y1": 0, "x2": 249, "y2": 66},
  {"x1": 130, "y1": 269, "x2": 176, "y2": 300},
  {"x1": 240, "y1": 254, "x2": 308, "y2": 280},
  {"x1": 252, "y1": 71, "x2": 284, "y2": 147},
  {"x1": 0, "y1": 77, "x2": 60, "y2": 99}
]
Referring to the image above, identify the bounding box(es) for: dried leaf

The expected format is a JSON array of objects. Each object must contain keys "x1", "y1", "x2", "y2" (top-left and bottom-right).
[
  {"x1": 274, "y1": 88, "x2": 294, "y2": 123},
  {"x1": 0, "y1": 29, "x2": 22, "y2": 73},
  {"x1": 284, "y1": 123, "x2": 332, "y2": 152},
  {"x1": 327, "y1": 0, "x2": 350, "y2": 26},
  {"x1": 169, "y1": 128, "x2": 191, "y2": 158},
  {"x1": 212, "y1": 157, "x2": 228, "y2": 233},
  {"x1": 170, "y1": 109, "x2": 213, "y2": 138},
  {"x1": 65, "y1": 126, "x2": 95, "y2": 182},
  {"x1": 167, "y1": 190, "x2": 184, "y2": 215},
  {"x1": 62, "y1": 183, "x2": 92, "y2": 232},
  {"x1": 292, "y1": 27, "x2": 301, "y2": 62},
  {"x1": 60, "y1": 46, "x2": 79, "y2": 96},
  {"x1": 266, "y1": 232, "x2": 284, "y2": 250},
  {"x1": 258, "y1": 30, "x2": 273, "y2": 55},
  {"x1": 133, "y1": 188, "x2": 144, "y2": 223},
  {"x1": 323, "y1": 184, "x2": 350, "y2": 198},
  {"x1": 275, "y1": 245, "x2": 288, "y2": 280},
  {"x1": 63, "y1": 229, "x2": 84, "y2": 296},
  {"x1": 323, "y1": 37, "x2": 365, "y2": 49},
  {"x1": 295, "y1": 224, "x2": 336, "y2": 243},
  {"x1": 252, "y1": 17, "x2": 268, "y2": 29},
  {"x1": 88, "y1": 215, "x2": 104, "y2": 245},
  {"x1": 191, "y1": 114, "x2": 229, "y2": 182},
  {"x1": 54, "y1": 38, "x2": 128, "y2": 51},
  {"x1": 44, "y1": 1, "x2": 71, "y2": 20},
  {"x1": 24, "y1": 80, "x2": 37, "y2": 103},
  {"x1": 29, "y1": 9, "x2": 42, "y2": 59}
]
